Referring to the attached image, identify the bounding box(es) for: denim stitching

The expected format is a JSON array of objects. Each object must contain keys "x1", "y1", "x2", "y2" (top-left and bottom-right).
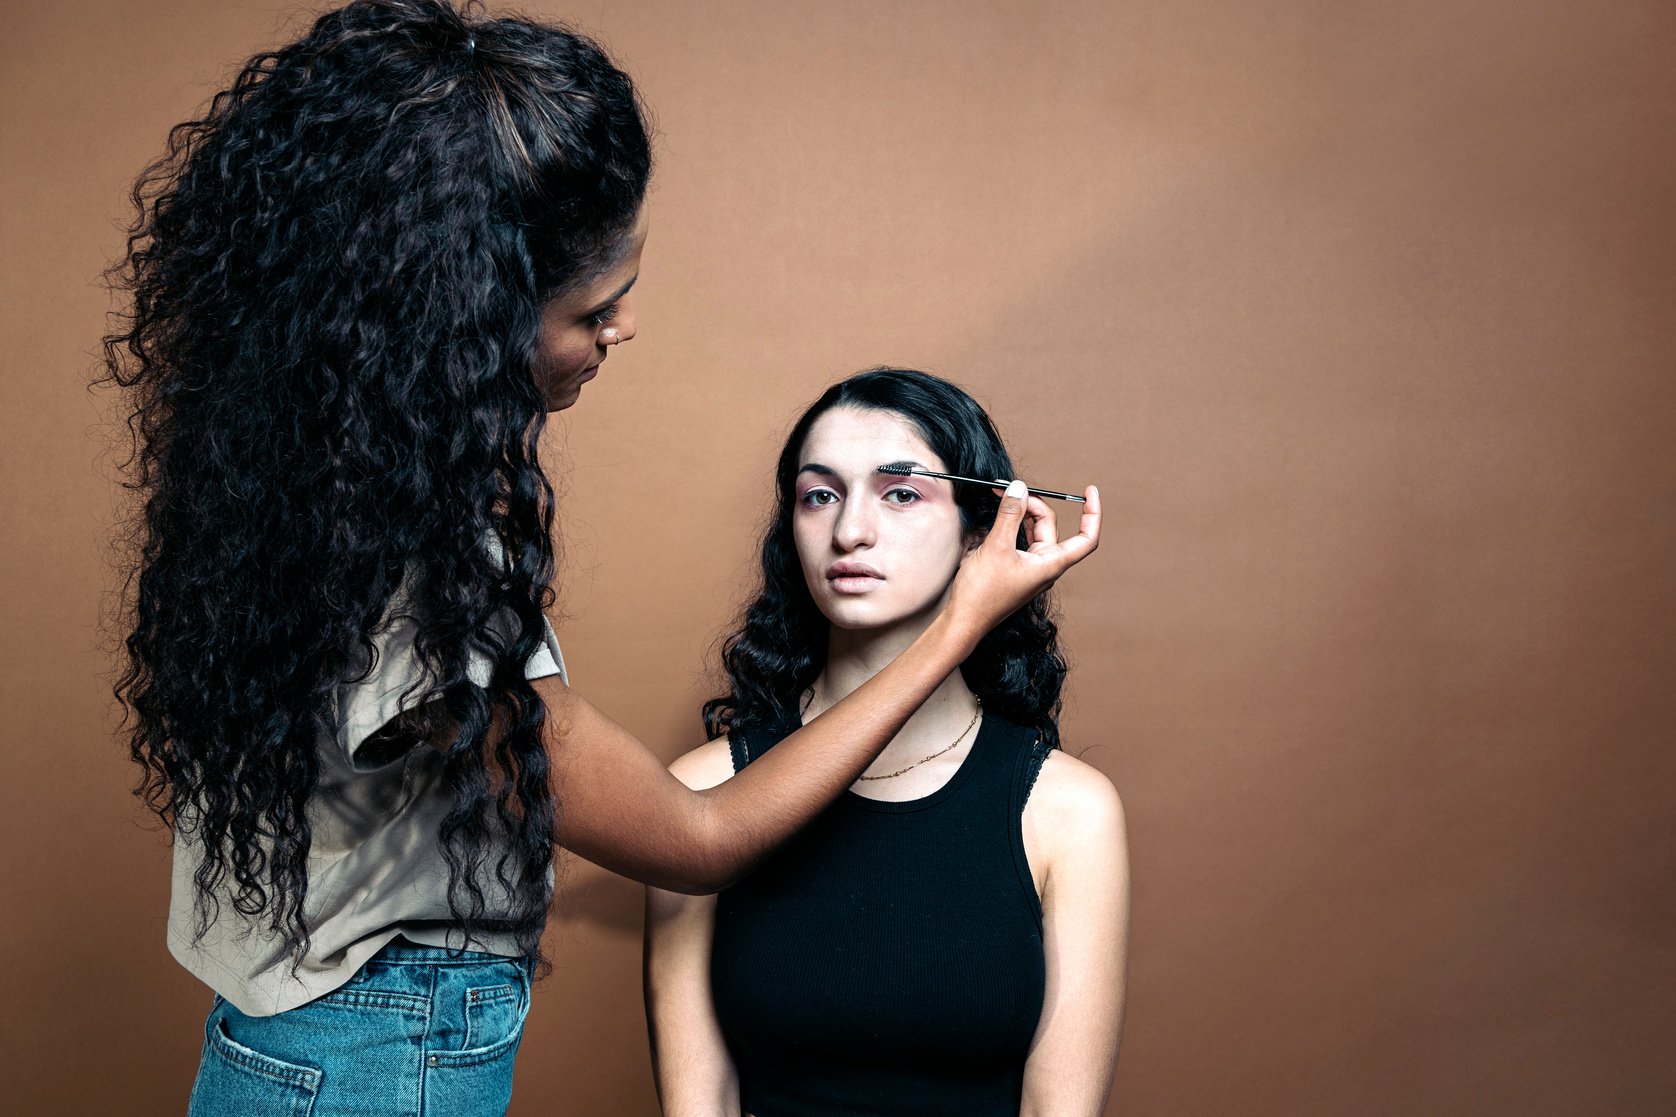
[
  {"x1": 462, "y1": 983, "x2": 518, "y2": 1049},
  {"x1": 209, "y1": 1019, "x2": 323, "y2": 1090},
  {"x1": 416, "y1": 960, "x2": 438, "y2": 1114},
  {"x1": 314, "y1": 987, "x2": 430, "y2": 1013},
  {"x1": 431, "y1": 961, "x2": 529, "y2": 1068}
]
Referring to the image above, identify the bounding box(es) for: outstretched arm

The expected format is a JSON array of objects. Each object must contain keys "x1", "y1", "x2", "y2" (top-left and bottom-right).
[{"x1": 546, "y1": 482, "x2": 1101, "y2": 894}]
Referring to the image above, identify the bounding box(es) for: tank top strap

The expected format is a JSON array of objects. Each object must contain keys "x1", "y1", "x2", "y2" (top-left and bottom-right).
[
  {"x1": 1006, "y1": 722, "x2": 1055, "y2": 819},
  {"x1": 728, "y1": 711, "x2": 802, "y2": 773},
  {"x1": 939, "y1": 713, "x2": 1046, "y2": 819},
  {"x1": 995, "y1": 716, "x2": 1051, "y2": 935}
]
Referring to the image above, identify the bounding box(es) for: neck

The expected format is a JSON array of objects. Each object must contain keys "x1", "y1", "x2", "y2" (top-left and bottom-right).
[
  {"x1": 817, "y1": 612, "x2": 929, "y2": 698},
  {"x1": 807, "y1": 609, "x2": 979, "y2": 758}
]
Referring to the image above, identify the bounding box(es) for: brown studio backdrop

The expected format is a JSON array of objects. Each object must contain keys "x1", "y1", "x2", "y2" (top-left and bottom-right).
[{"x1": 2, "y1": 0, "x2": 1673, "y2": 1113}]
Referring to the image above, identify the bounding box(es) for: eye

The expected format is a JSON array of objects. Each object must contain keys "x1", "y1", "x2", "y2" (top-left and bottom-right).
[
  {"x1": 799, "y1": 488, "x2": 839, "y2": 508},
  {"x1": 587, "y1": 302, "x2": 620, "y2": 327},
  {"x1": 883, "y1": 487, "x2": 921, "y2": 505}
]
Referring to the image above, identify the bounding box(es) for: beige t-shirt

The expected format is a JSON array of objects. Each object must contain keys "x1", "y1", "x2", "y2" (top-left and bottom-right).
[{"x1": 167, "y1": 599, "x2": 567, "y2": 1017}]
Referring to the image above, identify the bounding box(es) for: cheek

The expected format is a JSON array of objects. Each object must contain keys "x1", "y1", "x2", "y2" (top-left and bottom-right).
[
  {"x1": 537, "y1": 339, "x2": 579, "y2": 378},
  {"x1": 792, "y1": 513, "x2": 827, "y2": 574},
  {"x1": 889, "y1": 511, "x2": 967, "y2": 589},
  {"x1": 535, "y1": 320, "x2": 594, "y2": 377},
  {"x1": 924, "y1": 538, "x2": 967, "y2": 592},
  {"x1": 933, "y1": 516, "x2": 969, "y2": 576}
]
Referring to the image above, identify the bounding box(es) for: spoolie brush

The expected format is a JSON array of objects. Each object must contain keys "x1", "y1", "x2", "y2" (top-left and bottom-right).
[{"x1": 876, "y1": 464, "x2": 1086, "y2": 503}]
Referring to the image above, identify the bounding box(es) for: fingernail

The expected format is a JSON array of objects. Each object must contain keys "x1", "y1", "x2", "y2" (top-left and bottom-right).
[{"x1": 1005, "y1": 480, "x2": 1026, "y2": 498}]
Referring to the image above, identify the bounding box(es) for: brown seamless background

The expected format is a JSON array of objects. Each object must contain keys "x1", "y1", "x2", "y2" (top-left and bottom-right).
[{"x1": 2, "y1": 1, "x2": 1673, "y2": 1113}]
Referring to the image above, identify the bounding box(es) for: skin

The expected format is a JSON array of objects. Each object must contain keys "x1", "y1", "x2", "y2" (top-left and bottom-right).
[
  {"x1": 794, "y1": 409, "x2": 970, "y2": 655},
  {"x1": 532, "y1": 210, "x2": 648, "y2": 411},
  {"x1": 644, "y1": 409, "x2": 1130, "y2": 1115},
  {"x1": 499, "y1": 211, "x2": 1106, "y2": 898}
]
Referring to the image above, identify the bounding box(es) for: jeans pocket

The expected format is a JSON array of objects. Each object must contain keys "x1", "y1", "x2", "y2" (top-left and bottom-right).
[
  {"x1": 436, "y1": 959, "x2": 530, "y2": 1066},
  {"x1": 188, "y1": 1016, "x2": 322, "y2": 1117},
  {"x1": 461, "y1": 982, "x2": 521, "y2": 1052},
  {"x1": 423, "y1": 968, "x2": 529, "y2": 1117}
]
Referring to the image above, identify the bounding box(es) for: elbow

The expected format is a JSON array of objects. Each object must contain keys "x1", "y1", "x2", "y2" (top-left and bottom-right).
[
  {"x1": 652, "y1": 806, "x2": 756, "y2": 895},
  {"x1": 652, "y1": 852, "x2": 745, "y2": 897},
  {"x1": 651, "y1": 868, "x2": 727, "y2": 897},
  {"x1": 626, "y1": 781, "x2": 774, "y2": 894}
]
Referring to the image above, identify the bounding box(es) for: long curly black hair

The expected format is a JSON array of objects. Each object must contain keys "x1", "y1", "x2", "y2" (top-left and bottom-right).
[
  {"x1": 704, "y1": 368, "x2": 1068, "y2": 751},
  {"x1": 103, "y1": 0, "x2": 650, "y2": 965}
]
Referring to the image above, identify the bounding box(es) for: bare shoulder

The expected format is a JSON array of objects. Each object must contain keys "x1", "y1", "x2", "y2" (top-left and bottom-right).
[
  {"x1": 1025, "y1": 748, "x2": 1126, "y2": 850},
  {"x1": 668, "y1": 736, "x2": 738, "y2": 792}
]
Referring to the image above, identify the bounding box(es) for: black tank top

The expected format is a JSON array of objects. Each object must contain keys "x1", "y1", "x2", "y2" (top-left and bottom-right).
[{"x1": 711, "y1": 711, "x2": 1052, "y2": 1117}]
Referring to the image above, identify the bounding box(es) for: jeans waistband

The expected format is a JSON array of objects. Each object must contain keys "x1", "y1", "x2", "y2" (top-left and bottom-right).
[{"x1": 371, "y1": 936, "x2": 526, "y2": 968}]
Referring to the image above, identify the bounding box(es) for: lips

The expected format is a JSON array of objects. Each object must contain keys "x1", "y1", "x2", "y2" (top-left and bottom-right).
[
  {"x1": 826, "y1": 562, "x2": 884, "y2": 594},
  {"x1": 577, "y1": 363, "x2": 601, "y2": 385},
  {"x1": 828, "y1": 561, "x2": 882, "y2": 579}
]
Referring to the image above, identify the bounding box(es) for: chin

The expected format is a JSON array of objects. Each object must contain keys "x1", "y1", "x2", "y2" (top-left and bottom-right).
[
  {"x1": 542, "y1": 385, "x2": 583, "y2": 412},
  {"x1": 817, "y1": 593, "x2": 942, "y2": 634}
]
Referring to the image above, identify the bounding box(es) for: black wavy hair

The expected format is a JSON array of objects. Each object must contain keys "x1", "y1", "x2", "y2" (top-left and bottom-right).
[
  {"x1": 103, "y1": 0, "x2": 651, "y2": 966},
  {"x1": 704, "y1": 368, "x2": 1068, "y2": 751}
]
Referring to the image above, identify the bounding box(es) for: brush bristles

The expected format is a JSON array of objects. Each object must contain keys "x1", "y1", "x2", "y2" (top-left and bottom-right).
[{"x1": 875, "y1": 465, "x2": 915, "y2": 475}]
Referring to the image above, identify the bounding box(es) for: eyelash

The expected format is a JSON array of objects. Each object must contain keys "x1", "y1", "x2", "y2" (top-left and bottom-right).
[
  {"x1": 798, "y1": 487, "x2": 921, "y2": 508},
  {"x1": 588, "y1": 303, "x2": 619, "y2": 327}
]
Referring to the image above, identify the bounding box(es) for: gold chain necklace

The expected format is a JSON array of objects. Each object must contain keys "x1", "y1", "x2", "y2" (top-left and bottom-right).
[{"x1": 856, "y1": 702, "x2": 982, "y2": 781}]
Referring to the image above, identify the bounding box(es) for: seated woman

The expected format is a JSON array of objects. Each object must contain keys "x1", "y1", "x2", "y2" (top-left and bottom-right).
[{"x1": 645, "y1": 368, "x2": 1129, "y2": 1117}]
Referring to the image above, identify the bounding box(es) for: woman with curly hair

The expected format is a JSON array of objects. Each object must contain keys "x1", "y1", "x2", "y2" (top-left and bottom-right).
[
  {"x1": 103, "y1": 3, "x2": 1100, "y2": 1114},
  {"x1": 646, "y1": 369, "x2": 1128, "y2": 1117}
]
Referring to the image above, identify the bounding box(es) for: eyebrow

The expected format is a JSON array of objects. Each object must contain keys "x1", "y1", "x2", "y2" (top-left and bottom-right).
[{"x1": 794, "y1": 459, "x2": 935, "y2": 481}]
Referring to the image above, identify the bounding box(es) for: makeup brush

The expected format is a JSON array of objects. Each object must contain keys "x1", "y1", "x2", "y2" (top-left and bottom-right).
[{"x1": 876, "y1": 464, "x2": 1087, "y2": 503}]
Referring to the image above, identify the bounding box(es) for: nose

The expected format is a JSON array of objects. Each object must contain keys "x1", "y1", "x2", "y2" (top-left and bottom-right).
[{"x1": 831, "y1": 495, "x2": 877, "y2": 553}]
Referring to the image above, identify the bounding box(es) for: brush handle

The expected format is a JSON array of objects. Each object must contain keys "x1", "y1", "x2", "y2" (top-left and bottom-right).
[{"x1": 1011, "y1": 484, "x2": 1087, "y2": 504}]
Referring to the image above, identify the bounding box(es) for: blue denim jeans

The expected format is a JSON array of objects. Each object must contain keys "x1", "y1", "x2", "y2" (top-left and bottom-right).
[{"x1": 187, "y1": 940, "x2": 533, "y2": 1117}]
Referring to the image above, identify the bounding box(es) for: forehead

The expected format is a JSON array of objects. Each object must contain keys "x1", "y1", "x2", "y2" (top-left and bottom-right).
[
  {"x1": 798, "y1": 407, "x2": 945, "y2": 472},
  {"x1": 550, "y1": 211, "x2": 648, "y2": 309}
]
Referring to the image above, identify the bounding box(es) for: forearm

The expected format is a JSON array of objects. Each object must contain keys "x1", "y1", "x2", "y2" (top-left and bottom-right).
[
  {"x1": 548, "y1": 480, "x2": 1099, "y2": 892},
  {"x1": 544, "y1": 610, "x2": 983, "y2": 893},
  {"x1": 680, "y1": 609, "x2": 982, "y2": 889}
]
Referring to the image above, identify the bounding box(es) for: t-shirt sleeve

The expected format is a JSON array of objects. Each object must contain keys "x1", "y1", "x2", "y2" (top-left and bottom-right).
[{"x1": 334, "y1": 606, "x2": 568, "y2": 770}]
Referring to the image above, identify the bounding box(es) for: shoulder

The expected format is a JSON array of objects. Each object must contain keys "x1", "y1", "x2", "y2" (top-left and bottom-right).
[
  {"x1": 668, "y1": 737, "x2": 738, "y2": 792},
  {"x1": 1023, "y1": 748, "x2": 1127, "y2": 870}
]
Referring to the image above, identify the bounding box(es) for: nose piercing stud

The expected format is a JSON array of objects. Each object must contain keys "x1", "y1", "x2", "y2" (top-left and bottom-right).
[{"x1": 600, "y1": 327, "x2": 621, "y2": 344}]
